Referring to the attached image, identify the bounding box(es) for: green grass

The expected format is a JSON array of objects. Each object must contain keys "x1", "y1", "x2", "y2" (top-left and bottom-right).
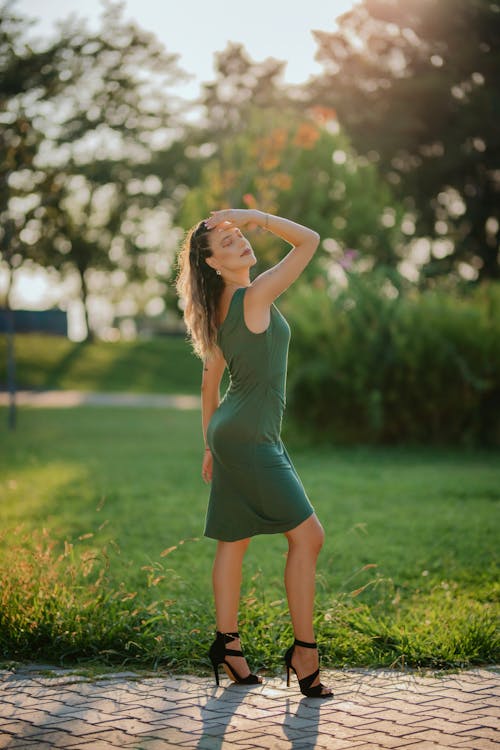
[
  {"x1": 0, "y1": 333, "x2": 202, "y2": 394},
  {"x1": 0, "y1": 406, "x2": 498, "y2": 672}
]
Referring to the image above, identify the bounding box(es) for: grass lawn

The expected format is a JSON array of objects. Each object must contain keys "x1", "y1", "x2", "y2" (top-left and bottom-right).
[
  {"x1": 0, "y1": 333, "x2": 202, "y2": 394},
  {"x1": 0, "y1": 405, "x2": 498, "y2": 673}
]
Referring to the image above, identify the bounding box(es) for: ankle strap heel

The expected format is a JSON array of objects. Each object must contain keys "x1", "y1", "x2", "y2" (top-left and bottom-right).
[
  {"x1": 284, "y1": 638, "x2": 333, "y2": 698},
  {"x1": 293, "y1": 638, "x2": 317, "y2": 649},
  {"x1": 209, "y1": 630, "x2": 262, "y2": 686}
]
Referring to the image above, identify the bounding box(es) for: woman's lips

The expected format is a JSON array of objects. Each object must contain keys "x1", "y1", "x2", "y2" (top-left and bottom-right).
[{"x1": 240, "y1": 248, "x2": 252, "y2": 257}]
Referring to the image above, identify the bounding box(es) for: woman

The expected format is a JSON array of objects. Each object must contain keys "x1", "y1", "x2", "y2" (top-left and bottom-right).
[{"x1": 176, "y1": 208, "x2": 332, "y2": 698}]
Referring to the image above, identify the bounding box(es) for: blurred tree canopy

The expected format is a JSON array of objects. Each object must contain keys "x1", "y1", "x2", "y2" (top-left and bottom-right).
[
  {"x1": 179, "y1": 103, "x2": 406, "y2": 283},
  {"x1": 0, "y1": 3, "x2": 68, "y2": 306},
  {"x1": 1, "y1": 0, "x2": 187, "y2": 338},
  {"x1": 199, "y1": 43, "x2": 294, "y2": 139},
  {"x1": 2, "y1": 0, "x2": 499, "y2": 343},
  {"x1": 309, "y1": 0, "x2": 500, "y2": 282}
]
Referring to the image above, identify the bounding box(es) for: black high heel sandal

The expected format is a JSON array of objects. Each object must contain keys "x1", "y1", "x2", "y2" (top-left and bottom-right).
[
  {"x1": 209, "y1": 631, "x2": 262, "y2": 686},
  {"x1": 284, "y1": 638, "x2": 333, "y2": 698}
]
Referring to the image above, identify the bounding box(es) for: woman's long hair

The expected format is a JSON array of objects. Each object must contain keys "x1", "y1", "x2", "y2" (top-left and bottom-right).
[{"x1": 176, "y1": 220, "x2": 224, "y2": 360}]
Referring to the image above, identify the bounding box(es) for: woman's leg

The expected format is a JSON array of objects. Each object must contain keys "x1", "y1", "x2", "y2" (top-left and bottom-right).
[
  {"x1": 212, "y1": 537, "x2": 252, "y2": 675},
  {"x1": 284, "y1": 513, "x2": 330, "y2": 693}
]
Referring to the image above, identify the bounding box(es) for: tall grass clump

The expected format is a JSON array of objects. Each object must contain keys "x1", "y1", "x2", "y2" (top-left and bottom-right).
[
  {"x1": 284, "y1": 273, "x2": 500, "y2": 446},
  {"x1": 0, "y1": 527, "x2": 174, "y2": 666}
]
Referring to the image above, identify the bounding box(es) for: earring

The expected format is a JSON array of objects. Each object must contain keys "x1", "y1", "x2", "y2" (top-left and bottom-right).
[{"x1": 216, "y1": 269, "x2": 221, "y2": 276}]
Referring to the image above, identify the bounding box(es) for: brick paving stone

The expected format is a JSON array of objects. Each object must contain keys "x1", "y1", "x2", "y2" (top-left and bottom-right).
[
  {"x1": 0, "y1": 738, "x2": 28, "y2": 750},
  {"x1": 459, "y1": 727, "x2": 500, "y2": 741},
  {"x1": 311, "y1": 738, "x2": 366, "y2": 750},
  {"x1": 233, "y1": 705, "x2": 287, "y2": 720},
  {"x1": 331, "y1": 700, "x2": 380, "y2": 720},
  {"x1": 1, "y1": 719, "x2": 63, "y2": 738},
  {"x1": 322, "y1": 709, "x2": 380, "y2": 726},
  {"x1": 410, "y1": 698, "x2": 484, "y2": 713},
  {"x1": 355, "y1": 744, "x2": 442, "y2": 750},
  {"x1": 356, "y1": 720, "x2": 424, "y2": 737},
  {"x1": 67, "y1": 730, "x2": 137, "y2": 748},
  {"x1": 10, "y1": 730, "x2": 94, "y2": 748},
  {"x1": 314, "y1": 741, "x2": 365, "y2": 750},
  {"x1": 348, "y1": 731, "x2": 423, "y2": 748},
  {"x1": 42, "y1": 717, "x2": 121, "y2": 736},
  {"x1": 138, "y1": 742, "x2": 188, "y2": 750},
  {"x1": 436, "y1": 689, "x2": 489, "y2": 703},
  {"x1": 50, "y1": 708, "x2": 120, "y2": 724},
  {"x1": 225, "y1": 727, "x2": 274, "y2": 746},
  {"x1": 139, "y1": 726, "x2": 210, "y2": 743},
  {"x1": 93, "y1": 718, "x2": 162, "y2": 735},
  {"x1": 8, "y1": 743, "x2": 55, "y2": 750},
  {"x1": 366, "y1": 710, "x2": 435, "y2": 725},
  {"x1": 461, "y1": 715, "x2": 499, "y2": 729},
  {"x1": 309, "y1": 721, "x2": 374, "y2": 741},
  {"x1": 1, "y1": 707, "x2": 54, "y2": 726},
  {"x1": 236, "y1": 738, "x2": 291, "y2": 749},
  {"x1": 402, "y1": 729, "x2": 480, "y2": 746},
  {"x1": 409, "y1": 718, "x2": 485, "y2": 734},
  {"x1": 413, "y1": 707, "x2": 485, "y2": 724},
  {"x1": 473, "y1": 706, "x2": 499, "y2": 716}
]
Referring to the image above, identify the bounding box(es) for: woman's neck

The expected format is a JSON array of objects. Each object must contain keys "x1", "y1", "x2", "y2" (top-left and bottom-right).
[{"x1": 223, "y1": 274, "x2": 250, "y2": 290}]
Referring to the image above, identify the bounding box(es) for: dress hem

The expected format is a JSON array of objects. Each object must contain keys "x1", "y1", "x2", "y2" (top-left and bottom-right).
[{"x1": 203, "y1": 507, "x2": 314, "y2": 542}]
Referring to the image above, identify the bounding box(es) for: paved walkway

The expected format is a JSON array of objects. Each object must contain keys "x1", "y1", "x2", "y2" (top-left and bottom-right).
[
  {"x1": 1, "y1": 666, "x2": 498, "y2": 749},
  {"x1": 0, "y1": 390, "x2": 200, "y2": 409}
]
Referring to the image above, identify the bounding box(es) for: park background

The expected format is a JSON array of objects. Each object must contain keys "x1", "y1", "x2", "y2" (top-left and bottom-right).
[{"x1": 0, "y1": 0, "x2": 499, "y2": 673}]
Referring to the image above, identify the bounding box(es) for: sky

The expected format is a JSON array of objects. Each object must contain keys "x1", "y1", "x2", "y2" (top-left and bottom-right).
[{"x1": 17, "y1": 0, "x2": 359, "y2": 99}]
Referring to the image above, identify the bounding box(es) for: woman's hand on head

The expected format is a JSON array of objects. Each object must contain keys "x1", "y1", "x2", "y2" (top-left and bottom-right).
[{"x1": 205, "y1": 208, "x2": 260, "y2": 231}]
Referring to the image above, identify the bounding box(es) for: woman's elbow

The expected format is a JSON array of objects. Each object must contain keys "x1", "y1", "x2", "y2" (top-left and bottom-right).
[{"x1": 308, "y1": 230, "x2": 320, "y2": 253}]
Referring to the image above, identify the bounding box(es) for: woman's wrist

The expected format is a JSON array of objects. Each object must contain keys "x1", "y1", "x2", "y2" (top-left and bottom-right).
[{"x1": 256, "y1": 210, "x2": 270, "y2": 229}]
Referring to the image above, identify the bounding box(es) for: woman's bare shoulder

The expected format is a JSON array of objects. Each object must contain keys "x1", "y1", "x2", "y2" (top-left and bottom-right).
[{"x1": 243, "y1": 284, "x2": 271, "y2": 334}]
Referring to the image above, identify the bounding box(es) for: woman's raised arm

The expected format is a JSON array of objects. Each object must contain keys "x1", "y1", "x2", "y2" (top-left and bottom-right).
[{"x1": 205, "y1": 209, "x2": 320, "y2": 306}]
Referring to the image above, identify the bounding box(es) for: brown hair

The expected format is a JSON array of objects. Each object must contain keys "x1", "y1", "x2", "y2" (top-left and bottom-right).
[{"x1": 176, "y1": 220, "x2": 224, "y2": 360}]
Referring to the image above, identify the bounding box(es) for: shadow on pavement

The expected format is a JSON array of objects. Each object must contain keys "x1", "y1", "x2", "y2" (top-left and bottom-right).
[
  {"x1": 283, "y1": 695, "x2": 326, "y2": 748},
  {"x1": 196, "y1": 683, "x2": 255, "y2": 749}
]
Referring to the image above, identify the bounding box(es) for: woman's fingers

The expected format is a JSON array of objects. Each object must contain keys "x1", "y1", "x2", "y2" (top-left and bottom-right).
[
  {"x1": 201, "y1": 452, "x2": 213, "y2": 483},
  {"x1": 206, "y1": 210, "x2": 230, "y2": 226},
  {"x1": 205, "y1": 215, "x2": 231, "y2": 230},
  {"x1": 206, "y1": 209, "x2": 254, "y2": 229},
  {"x1": 207, "y1": 219, "x2": 233, "y2": 231}
]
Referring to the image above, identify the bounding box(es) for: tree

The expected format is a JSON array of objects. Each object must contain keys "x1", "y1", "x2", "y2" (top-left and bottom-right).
[
  {"x1": 309, "y1": 0, "x2": 500, "y2": 282},
  {"x1": 199, "y1": 42, "x2": 296, "y2": 139},
  {"x1": 178, "y1": 104, "x2": 406, "y2": 285},
  {"x1": 0, "y1": 1, "x2": 78, "y2": 427},
  {"x1": 0, "y1": 2, "x2": 70, "y2": 308},
  {"x1": 1, "y1": 1, "x2": 187, "y2": 340}
]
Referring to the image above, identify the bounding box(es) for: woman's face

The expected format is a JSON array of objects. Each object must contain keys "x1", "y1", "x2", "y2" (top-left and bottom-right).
[{"x1": 206, "y1": 223, "x2": 256, "y2": 275}]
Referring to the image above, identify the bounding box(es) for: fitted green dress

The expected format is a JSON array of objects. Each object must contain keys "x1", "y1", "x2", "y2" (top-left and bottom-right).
[{"x1": 205, "y1": 286, "x2": 315, "y2": 542}]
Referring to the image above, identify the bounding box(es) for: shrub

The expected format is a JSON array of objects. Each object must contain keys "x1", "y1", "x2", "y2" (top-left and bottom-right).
[{"x1": 284, "y1": 273, "x2": 500, "y2": 446}]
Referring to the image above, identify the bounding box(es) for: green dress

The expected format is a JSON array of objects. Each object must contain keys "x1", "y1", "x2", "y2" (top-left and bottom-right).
[{"x1": 205, "y1": 286, "x2": 314, "y2": 541}]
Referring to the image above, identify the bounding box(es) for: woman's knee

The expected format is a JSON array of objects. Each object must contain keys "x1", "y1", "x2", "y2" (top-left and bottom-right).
[
  {"x1": 286, "y1": 514, "x2": 325, "y2": 554},
  {"x1": 309, "y1": 516, "x2": 325, "y2": 552}
]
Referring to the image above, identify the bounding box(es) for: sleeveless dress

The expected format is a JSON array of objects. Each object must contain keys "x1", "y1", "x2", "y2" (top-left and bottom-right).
[{"x1": 205, "y1": 286, "x2": 314, "y2": 541}]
